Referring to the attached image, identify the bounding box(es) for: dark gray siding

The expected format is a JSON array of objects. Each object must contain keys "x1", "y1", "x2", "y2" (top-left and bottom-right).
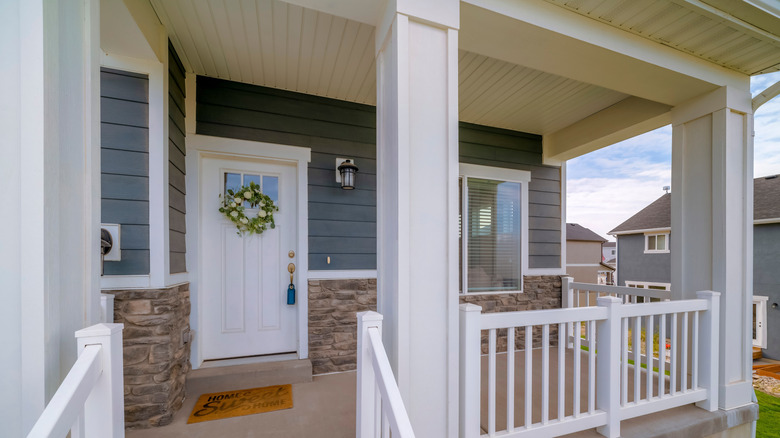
[
  {"x1": 169, "y1": 42, "x2": 187, "y2": 273},
  {"x1": 459, "y1": 123, "x2": 562, "y2": 269},
  {"x1": 754, "y1": 223, "x2": 780, "y2": 359},
  {"x1": 100, "y1": 68, "x2": 150, "y2": 275},
  {"x1": 196, "y1": 77, "x2": 376, "y2": 270},
  {"x1": 196, "y1": 77, "x2": 563, "y2": 271},
  {"x1": 616, "y1": 233, "x2": 671, "y2": 286}
]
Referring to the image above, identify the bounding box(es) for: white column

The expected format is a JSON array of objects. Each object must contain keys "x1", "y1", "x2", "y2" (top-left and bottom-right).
[
  {"x1": 375, "y1": 0, "x2": 459, "y2": 436},
  {"x1": 670, "y1": 85, "x2": 754, "y2": 409}
]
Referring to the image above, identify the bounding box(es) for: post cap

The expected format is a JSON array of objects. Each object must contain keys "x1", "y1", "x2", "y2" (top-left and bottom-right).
[{"x1": 75, "y1": 323, "x2": 124, "y2": 338}]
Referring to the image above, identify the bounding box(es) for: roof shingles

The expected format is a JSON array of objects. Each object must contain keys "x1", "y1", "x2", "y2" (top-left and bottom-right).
[{"x1": 609, "y1": 176, "x2": 780, "y2": 234}]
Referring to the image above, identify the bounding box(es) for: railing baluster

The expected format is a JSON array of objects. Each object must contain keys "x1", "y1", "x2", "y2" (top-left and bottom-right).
[
  {"x1": 489, "y1": 328, "x2": 497, "y2": 436},
  {"x1": 525, "y1": 326, "x2": 533, "y2": 429},
  {"x1": 633, "y1": 315, "x2": 641, "y2": 404},
  {"x1": 588, "y1": 320, "x2": 596, "y2": 414},
  {"x1": 573, "y1": 322, "x2": 581, "y2": 417},
  {"x1": 682, "y1": 312, "x2": 689, "y2": 392},
  {"x1": 671, "y1": 313, "x2": 678, "y2": 395},
  {"x1": 558, "y1": 322, "x2": 565, "y2": 421},
  {"x1": 507, "y1": 327, "x2": 515, "y2": 432},
  {"x1": 542, "y1": 324, "x2": 550, "y2": 425},
  {"x1": 646, "y1": 315, "x2": 654, "y2": 400},
  {"x1": 692, "y1": 311, "x2": 699, "y2": 390},
  {"x1": 621, "y1": 317, "x2": 628, "y2": 406},
  {"x1": 658, "y1": 314, "x2": 666, "y2": 398}
]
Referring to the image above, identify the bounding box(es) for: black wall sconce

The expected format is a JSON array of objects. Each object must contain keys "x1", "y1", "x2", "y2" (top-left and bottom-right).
[{"x1": 337, "y1": 158, "x2": 359, "y2": 190}]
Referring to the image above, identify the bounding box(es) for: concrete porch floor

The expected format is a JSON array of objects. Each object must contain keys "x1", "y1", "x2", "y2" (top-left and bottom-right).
[
  {"x1": 127, "y1": 371, "x2": 357, "y2": 438},
  {"x1": 127, "y1": 348, "x2": 756, "y2": 438}
]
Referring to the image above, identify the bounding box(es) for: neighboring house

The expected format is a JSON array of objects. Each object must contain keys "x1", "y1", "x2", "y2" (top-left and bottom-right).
[
  {"x1": 565, "y1": 223, "x2": 614, "y2": 285},
  {"x1": 610, "y1": 176, "x2": 780, "y2": 360},
  {"x1": 602, "y1": 241, "x2": 617, "y2": 268},
  {"x1": 4, "y1": 0, "x2": 778, "y2": 437}
]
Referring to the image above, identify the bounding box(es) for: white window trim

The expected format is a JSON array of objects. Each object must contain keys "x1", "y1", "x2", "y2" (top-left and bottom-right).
[
  {"x1": 624, "y1": 280, "x2": 671, "y2": 290},
  {"x1": 644, "y1": 232, "x2": 670, "y2": 254},
  {"x1": 99, "y1": 53, "x2": 172, "y2": 290},
  {"x1": 458, "y1": 164, "x2": 531, "y2": 295}
]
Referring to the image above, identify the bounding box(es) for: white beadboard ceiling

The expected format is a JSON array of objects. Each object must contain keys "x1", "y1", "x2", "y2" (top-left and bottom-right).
[
  {"x1": 151, "y1": 0, "x2": 378, "y2": 105},
  {"x1": 458, "y1": 51, "x2": 629, "y2": 135},
  {"x1": 543, "y1": 0, "x2": 780, "y2": 75},
  {"x1": 150, "y1": 0, "x2": 634, "y2": 135}
]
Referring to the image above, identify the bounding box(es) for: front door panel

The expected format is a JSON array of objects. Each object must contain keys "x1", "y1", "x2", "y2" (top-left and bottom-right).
[{"x1": 200, "y1": 156, "x2": 297, "y2": 360}]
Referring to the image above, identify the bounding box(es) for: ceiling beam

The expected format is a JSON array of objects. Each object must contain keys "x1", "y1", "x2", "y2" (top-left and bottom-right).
[{"x1": 543, "y1": 96, "x2": 672, "y2": 164}]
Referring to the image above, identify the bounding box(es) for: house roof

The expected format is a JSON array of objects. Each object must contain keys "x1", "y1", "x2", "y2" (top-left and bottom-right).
[
  {"x1": 566, "y1": 223, "x2": 607, "y2": 242},
  {"x1": 609, "y1": 193, "x2": 671, "y2": 234},
  {"x1": 754, "y1": 175, "x2": 780, "y2": 220},
  {"x1": 610, "y1": 175, "x2": 780, "y2": 234},
  {"x1": 603, "y1": 242, "x2": 616, "y2": 248}
]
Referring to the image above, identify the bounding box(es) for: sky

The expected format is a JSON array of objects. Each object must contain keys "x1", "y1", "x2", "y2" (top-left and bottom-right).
[{"x1": 566, "y1": 72, "x2": 780, "y2": 241}]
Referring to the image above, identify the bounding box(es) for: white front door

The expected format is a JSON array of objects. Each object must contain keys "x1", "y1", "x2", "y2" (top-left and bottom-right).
[{"x1": 200, "y1": 155, "x2": 298, "y2": 360}]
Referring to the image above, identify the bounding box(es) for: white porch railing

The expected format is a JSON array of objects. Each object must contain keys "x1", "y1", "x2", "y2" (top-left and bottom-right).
[
  {"x1": 459, "y1": 289, "x2": 719, "y2": 438},
  {"x1": 563, "y1": 279, "x2": 673, "y2": 365},
  {"x1": 27, "y1": 323, "x2": 124, "y2": 438},
  {"x1": 357, "y1": 311, "x2": 416, "y2": 438}
]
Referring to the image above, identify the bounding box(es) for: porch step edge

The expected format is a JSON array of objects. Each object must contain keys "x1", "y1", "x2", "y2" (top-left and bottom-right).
[{"x1": 187, "y1": 358, "x2": 313, "y2": 396}]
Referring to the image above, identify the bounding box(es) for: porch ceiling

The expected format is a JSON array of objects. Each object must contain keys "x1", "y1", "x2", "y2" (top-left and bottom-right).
[
  {"x1": 149, "y1": 0, "x2": 637, "y2": 136},
  {"x1": 542, "y1": 0, "x2": 780, "y2": 75}
]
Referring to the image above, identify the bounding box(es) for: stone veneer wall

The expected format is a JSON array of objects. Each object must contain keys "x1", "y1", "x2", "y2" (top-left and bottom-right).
[
  {"x1": 459, "y1": 275, "x2": 563, "y2": 354},
  {"x1": 104, "y1": 283, "x2": 191, "y2": 429},
  {"x1": 308, "y1": 279, "x2": 377, "y2": 375},
  {"x1": 307, "y1": 276, "x2": 560, "y2": 373}
]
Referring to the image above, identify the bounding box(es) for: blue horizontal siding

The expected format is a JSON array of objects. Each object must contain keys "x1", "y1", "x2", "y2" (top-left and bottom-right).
[{"x1": 100, "y1": 68, "x2": 150, "y2": 275}]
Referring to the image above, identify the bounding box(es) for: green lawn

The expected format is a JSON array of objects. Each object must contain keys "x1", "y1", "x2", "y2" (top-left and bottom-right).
[{"x1": 756, "y1": 389, "x2": 780, "y2": 438}]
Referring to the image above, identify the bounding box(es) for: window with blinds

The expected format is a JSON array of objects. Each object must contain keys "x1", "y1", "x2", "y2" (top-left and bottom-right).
[{"x1": 460, "y1": 177, "x2": 523, "y2": 293}]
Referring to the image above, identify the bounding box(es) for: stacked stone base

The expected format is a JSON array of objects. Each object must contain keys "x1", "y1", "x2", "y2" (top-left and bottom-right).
[
  {"x1": 104, "y1": 283, "x2": 191, "y2": 429},
  {"x1": 308, "y1": 279, "x2": 377, "y2": 375}
]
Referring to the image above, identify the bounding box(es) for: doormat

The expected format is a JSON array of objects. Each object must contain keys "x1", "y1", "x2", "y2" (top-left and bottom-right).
[{"x1": 187, "y1": 384, "x2": 293, "y2": 424}]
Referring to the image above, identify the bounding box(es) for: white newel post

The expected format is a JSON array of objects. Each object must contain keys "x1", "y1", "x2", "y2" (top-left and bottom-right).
[
  {"x1": 670, "y1": 86, "x2": 754, "y2": 409},
  {"x1": 375, "y1": 0, "x2": 460, "y2": 436},
  {"x1": 357, "y1": 311, "x2": 383, "y2": 437},
  {"x1": 596, "y1": 296, "x2": 621, "y2": 438},
  {"x1": 75, "y1": 323, "x2": 125, "y2": 438},
  {"x1": 459, "y1": 304, "x2": 482, "y2": 438},
  {"x1": 695, "y1": 291, "x2": 720, "y2": 411}
]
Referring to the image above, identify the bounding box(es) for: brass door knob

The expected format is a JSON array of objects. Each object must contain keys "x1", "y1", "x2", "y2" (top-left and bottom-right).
[{"x1": 288, "y1": 263, "x2": 295, "y2": 274}]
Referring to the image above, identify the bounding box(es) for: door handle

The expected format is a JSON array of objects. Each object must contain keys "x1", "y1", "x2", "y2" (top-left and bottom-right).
[{"x1": 287, "y1": 263, "x2": 296, "y2": 305}]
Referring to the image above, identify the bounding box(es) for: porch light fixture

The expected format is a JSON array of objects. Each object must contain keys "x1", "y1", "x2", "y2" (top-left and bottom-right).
[{"x1": 337, "y1": 159, "x2": 358, "y2": 190}]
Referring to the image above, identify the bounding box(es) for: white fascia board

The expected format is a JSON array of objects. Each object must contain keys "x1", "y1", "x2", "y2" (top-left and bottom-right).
[
  {"x1": 544, "y1": 96, "x2": 672, "y2": 163},
  {"x1": 610, "y1": 227, "x2": 671, "y2": 236},
  {"x1": 461, "y1": 0, "x2": 748, "y2": 106}
]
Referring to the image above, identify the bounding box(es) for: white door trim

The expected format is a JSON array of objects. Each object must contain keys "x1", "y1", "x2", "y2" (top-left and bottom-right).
[{"x1": 186, "y1": 134, "x2": 310, "y2": 368}]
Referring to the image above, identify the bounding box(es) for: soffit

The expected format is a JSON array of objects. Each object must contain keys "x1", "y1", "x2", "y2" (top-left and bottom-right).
[
  {"x1": 150, "y1": 0, "x2": 633, "y2": 136},
  {"x1": 459, "y1": 50, "x2": 629, "y2": 135},
  {"x1": 150, "y1": 0, "x2": 378, "y2": 105},
  {"x1": 543, "y1": 0, "x2": 780, "y2": 75}
]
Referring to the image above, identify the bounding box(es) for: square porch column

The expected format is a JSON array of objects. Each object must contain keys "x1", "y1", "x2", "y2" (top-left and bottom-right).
[
  {"x1": 375, "y1": 1, "x2": 459, "y2": 436},
  {"x1": 670, "y1": 86, "x2": 754, "y2": 409}
]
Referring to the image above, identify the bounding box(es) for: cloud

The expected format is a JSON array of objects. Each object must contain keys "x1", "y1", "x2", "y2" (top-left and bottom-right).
[{"x1": 567, "y1": 71, "x2": 780, "y2": 239}]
